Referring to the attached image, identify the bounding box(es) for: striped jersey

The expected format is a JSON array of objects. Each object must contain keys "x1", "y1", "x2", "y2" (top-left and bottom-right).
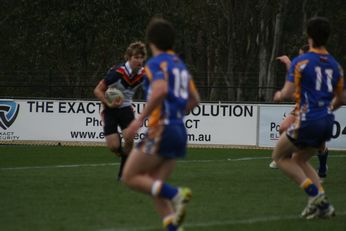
[{"x1": 104, "y1": 61, "x2": 145, "y2": 108}]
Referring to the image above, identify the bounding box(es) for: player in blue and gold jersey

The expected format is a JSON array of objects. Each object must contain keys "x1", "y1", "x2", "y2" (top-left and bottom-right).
[
  {"x1": 270, "y1": 45, "x2": 330, "y2": 181},
  {"x1": 272, "y1": 17, "x2": 345, "y2": 219},
  {"x1": 94, "y1": 41, "x2": 146, "y2": 180},
  {"x1": 122, "y1": 18, "x2": 200, "y2": 231}
]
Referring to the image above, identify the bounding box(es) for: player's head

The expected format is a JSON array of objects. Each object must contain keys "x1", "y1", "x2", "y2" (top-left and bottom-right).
[
  {"x1": 124, "y1": 41, "x2": 147, "y2": 68},
  {"x1": 299, "y1": 44, "x2": 310, "y2": 55},
  {"x1": 146, "y1": 17, "x2": 175, "y2": 52},
  {"x1": 306, "y1": 17, "x2": 330, "y2": 48},
  {"x1": 124, "y1": 41, "x2": 147, "y2": 60}
]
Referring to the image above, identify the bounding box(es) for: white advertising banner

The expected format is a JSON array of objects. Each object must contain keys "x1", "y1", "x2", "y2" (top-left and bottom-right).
[
  {"x1": 184, "y1": 103, "x2": 257, "y2": 145},
  {"x1": 0, "y1": 100, "x2": 258, "y2": 146},
  {"x1": 0, "y1": 99, "x2": 104, "y2": 142},
  {"x1": 258, "y1": 104, "x2": 346, "y2": 149}
]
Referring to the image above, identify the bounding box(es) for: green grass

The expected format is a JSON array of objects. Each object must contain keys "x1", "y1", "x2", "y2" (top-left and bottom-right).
[{"x1": 0, "y1": 145, "x2": 346, "y2": 231}]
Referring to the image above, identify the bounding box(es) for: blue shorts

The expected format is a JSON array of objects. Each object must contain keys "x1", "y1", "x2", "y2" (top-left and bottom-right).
[
  {"x1": 137, "y1": 123, "x2": 187, "y2": 158},
  {"x1": 286, "y1": 114, "x2": 334, "y2": 148}
]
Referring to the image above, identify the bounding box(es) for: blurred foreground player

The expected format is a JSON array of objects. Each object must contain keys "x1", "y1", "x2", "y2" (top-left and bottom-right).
[
  {"x1": 272, "y1": 17, "x2": 345, "y2": 219},
  {"x1": 122, "y1": 18, "x2": 200, "y2": 231}
]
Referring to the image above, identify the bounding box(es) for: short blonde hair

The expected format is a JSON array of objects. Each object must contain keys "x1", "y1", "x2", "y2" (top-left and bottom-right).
[{"x1": 124, "y1": 41, "x2": 147, "y2": 60}]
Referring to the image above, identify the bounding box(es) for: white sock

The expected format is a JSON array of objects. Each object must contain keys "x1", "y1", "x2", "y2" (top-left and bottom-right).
[{"x1": 151, "y1": 180, "x2": 162, "y2": 196}]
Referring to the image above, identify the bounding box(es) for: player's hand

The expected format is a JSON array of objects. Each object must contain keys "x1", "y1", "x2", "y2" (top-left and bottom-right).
[
  {"x1": 276, "y1": 55, "x2": 291, "y2": 70},
  {"x1": 107, "y1": 97, "x2": 123, "y2": 108},
  {"x1": 273, "y1": 91, "x2": 282, "y2": 102},
  {"x1": 125, "y1": 119, "x2": 142, "y2": 140},
  {"x1": 276, "y1": 55, "x2": 290, "y2": 62}
]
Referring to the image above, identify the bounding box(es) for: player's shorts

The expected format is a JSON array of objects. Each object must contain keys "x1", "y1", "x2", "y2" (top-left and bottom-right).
[
  {"x1": 102, "y1": 106, "x2": 134, "y2": 136},
  {"x1": 286, "y1": 114, "x2": 334, "y2": 148},
  {"x1": 136, "y1": 123, "x2": 187, "y2": 158}
]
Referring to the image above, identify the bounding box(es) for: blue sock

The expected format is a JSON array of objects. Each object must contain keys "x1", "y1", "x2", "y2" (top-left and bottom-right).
[
  {"x1": 166, "y1": 223, "x2": 179, "y2": 231},
  {"x1": 159, "y1": 183, "x2": 178, "y2": 200}
]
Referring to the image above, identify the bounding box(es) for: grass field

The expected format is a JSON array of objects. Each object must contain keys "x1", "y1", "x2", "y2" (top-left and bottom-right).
[{"x1": 1, "y1": 145, "x2": 346, "y2": 231}]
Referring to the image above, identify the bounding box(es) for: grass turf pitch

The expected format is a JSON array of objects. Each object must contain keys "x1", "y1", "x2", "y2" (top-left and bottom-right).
[{"x1": 1, "y1": 145, "x2": 346, "y2": 231}]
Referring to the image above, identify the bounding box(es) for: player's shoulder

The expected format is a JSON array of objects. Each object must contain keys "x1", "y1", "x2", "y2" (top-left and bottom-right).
[
  {"x1": 107, "y1": 63, "x2": 122, "y2": 72},
  {"x1": 104, "y1": 63, "x2": 125, "y2": 81},
  {"x1": 145, "y1": 55, "x2": 164, "y2": 72},
  {"x1": 110, "y1": 63, "x2": 128, "y2": 76},
  {"x1": 326, "y1": 54, "x2": 342, "y2": 68},
  {"x1": 290, "y1": 53, "x2": 312, "y2": 69}
]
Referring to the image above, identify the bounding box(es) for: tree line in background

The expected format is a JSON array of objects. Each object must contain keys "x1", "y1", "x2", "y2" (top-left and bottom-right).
[{"x1": 1, "y1": 0, "x2": 345, "y2": 101}]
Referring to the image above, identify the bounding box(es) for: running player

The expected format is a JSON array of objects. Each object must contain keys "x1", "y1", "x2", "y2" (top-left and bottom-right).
[
  {"x1": 270, "y1": 45, "x2": 329, "y2": 181},
  {"x1": 122, "y1": 18, "x2": 200, "y2": 231},
  {"x1": 94, "y1": 41, "x2": 147, "y2": 180},
  {"x1": 272, "y1": 17, "x2": 345, "y2": 219}
]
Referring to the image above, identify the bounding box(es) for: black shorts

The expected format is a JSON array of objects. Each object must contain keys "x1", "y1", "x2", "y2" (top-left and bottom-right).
[{"x1": 102, "y1": 106, "x2": 135, "y2": 136}]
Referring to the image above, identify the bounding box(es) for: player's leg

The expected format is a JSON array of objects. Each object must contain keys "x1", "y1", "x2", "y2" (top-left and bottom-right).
[
  {"x1": 273, "y1": 136, "x2": 331, "y2": 219},
  {"x1": 105, "y1": 133, "x2": 122, "y2": 155},
  {"x1": 270, "y1": 114, "x2": 296, "y2": 169},
  {"x1": 292, "y1": 150, "x2": 322, "y2": 192},
  {"x1": 122, "y1": 147, "x2": 176, "y2": 194},
  {"x1": 117, "y1": 106, "x2": 136, "y2": 180},
  {"x1": 317, "y1": 143, "x2": 328, "y2": 180},
  {"x1": 122, "y1": 149, "x2": 181, "y2": 231},
  {"x1": 105, "y1": 132, "x2": 126, "y2": 181},
  {"x1": 123, "y1": 125, "x2": 190, "y2": 229},
  {"x1": 148, "y1": 161, "x2": 181, "y2": 230},
  {"x1": 272, "y1": 134, "x2": 308, "y2": 184},
  {"x1": 279, "y1": 114, "x2": 295, "y2": 134},
  {"x1": 102, "y1": 108, "x2": 122, "y2": 156}
]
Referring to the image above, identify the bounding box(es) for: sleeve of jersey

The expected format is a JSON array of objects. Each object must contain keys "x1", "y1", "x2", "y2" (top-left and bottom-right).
[
  {"x1": 147, "y1": 62, "x2": 165, "y2": 82},
  {"x1": 189, "y1": 79, "x2": 198, "y2": 95},
  {"x1": 104, "y1": 68, "x2": 121, "y2": 86},
  {"x1": 287, "y1": 59, "x2": 297, "y2": 83},
  {"x1": 335, "y1": 76, "x2": 344, "y2": 95}
]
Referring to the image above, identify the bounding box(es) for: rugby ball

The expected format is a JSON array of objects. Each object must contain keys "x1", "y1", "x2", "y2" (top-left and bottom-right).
[{"x1": 105, "y1": 87, "x2": 124, "y2": 103}]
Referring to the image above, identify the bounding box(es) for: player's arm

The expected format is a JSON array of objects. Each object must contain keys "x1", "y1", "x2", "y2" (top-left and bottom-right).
[
  {"x1": 273, "y1": 80, "x2": 295, "y2": 102},
  {"x1": 186, "y1": 78, "x2": 200, "y2": 112},
  {"x1": 276, "y1": 55, "x2": 292, "y2": 71},
  {"x1": 137, "y1": 79, "x2": 167, "y2": 123},
  {"x1": 94, "y1": 79, "x2": 109, "y2": 105},
  {"x1": 124, "y1": 78, "x2": 167, "y2": 140},
  {"x1": 94, "y1": 69, "x2": 123, "y2": 108},
  {"x1": 274, "y1": 58, "x2": 301, "y2": 102}
]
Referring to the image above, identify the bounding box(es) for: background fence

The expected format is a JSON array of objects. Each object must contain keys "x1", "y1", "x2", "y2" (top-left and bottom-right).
[{"x1": 0, "y1": 70, "x2": 286, "y2": 102}]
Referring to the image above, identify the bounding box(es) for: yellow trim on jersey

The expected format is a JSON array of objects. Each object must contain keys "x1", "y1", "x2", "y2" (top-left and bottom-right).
[
  {"x1": 294, "y1": 60, "x2": 309, "y2": 109},
  {"x1": 293, "y1": 60, "x2": 309, "y2": 139},
  {"x1": 166, "y1": 50, "x2": 175, "y2": 55},
  {"x1": 189, "y1": 79, "x2": 198, "y2": 95},
  {"x1": 159, "y1": 62, "x2": 169, "y2": 81},
  {"x1": 336, "y1": 77, "x2": 344, "y2": 95},
  {"x1": 144, "y1": 66, "x2": 153, "y2": 81},
  {"x1": 309, "y1": 48, "x2": 329, "y2": 55},
  {"x1": 148, "y1": 105, "x2": 162, "y2": 127}
]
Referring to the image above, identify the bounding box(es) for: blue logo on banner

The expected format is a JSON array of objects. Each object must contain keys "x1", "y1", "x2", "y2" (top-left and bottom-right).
[{"x1": 0, "y1": 101, "x2": 20, "y2": 130}]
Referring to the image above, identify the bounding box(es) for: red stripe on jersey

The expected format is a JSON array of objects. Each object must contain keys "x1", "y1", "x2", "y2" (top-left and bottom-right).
[{"x1": 116, "y1": 67, "x2": 144, "y2": 86}]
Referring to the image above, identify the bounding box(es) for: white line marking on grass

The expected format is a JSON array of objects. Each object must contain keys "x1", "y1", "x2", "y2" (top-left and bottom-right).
[
  {"x1": 1, "y1": 154, "x2": 346, "y2": 171},
  {"x1": 98, "y1": 211, "x2": 346, "y2": 231},
  {"x1": 0, "y1": 162, "x2": 118, "y2": 170}
]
